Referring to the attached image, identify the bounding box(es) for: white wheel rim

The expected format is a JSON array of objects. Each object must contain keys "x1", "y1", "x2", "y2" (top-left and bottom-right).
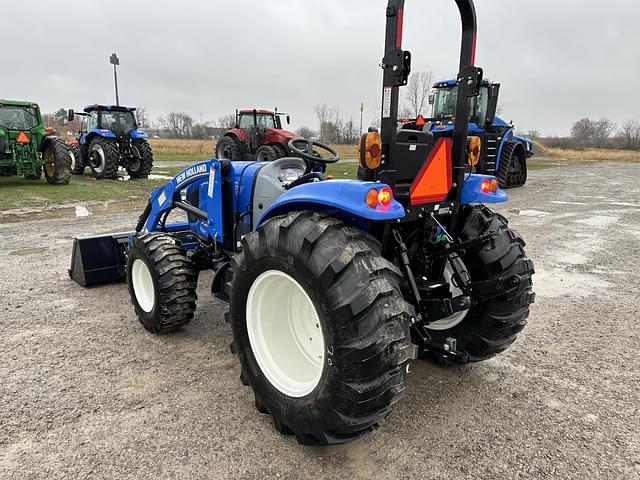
[
  {"x1": 425, "y1": 260, "x2": 470, "y2": 331},
  {"x1": 132, "y1": 259, "x2": 155, "y2": 313},
  {"x1": 90, "y1": 145, "x2": 106, "y2": 173},
  {"x1": 246, "y1": 270, "x2": 325, "y2": 398},
  {"x1": 69, "y1": 150, "x2": 76, "y2": 171}
]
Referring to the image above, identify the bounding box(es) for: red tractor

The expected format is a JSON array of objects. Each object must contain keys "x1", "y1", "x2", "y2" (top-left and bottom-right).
[{"x1": 215, "y1": 109, "x2": 307, "y2": 161}]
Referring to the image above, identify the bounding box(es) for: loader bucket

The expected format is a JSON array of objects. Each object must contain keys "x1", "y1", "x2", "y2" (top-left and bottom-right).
[{"x1": 68, "y1": 233, "x2": 131, "y2": 287}]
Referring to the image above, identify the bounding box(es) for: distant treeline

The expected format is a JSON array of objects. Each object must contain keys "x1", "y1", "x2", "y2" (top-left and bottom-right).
[{"x1": 530, "y1": 117, "x2": 640, "y2": 151}]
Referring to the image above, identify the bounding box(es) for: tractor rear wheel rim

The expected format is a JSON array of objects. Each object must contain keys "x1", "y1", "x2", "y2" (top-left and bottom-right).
[
  {"x1": 90, "y1": 145, "x2": 106, "y2": 173},
  {"x1": 69, "y1": 149, "x2": 76, "y2": 171},
  {"x1": 246, "y1": 270, "x2": 325, "y2": 398},
  {"x1": 44, "y1": 148, "x2": 55, "y2": 177},
  {"x1": 425, "y1": 260, "x2": 470, "y2": 331},
  {"x1": 131, "y1": 259, "x2": 155, "y2": 313}
]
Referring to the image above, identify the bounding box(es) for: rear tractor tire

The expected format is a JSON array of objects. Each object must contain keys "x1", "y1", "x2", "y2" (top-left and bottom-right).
[
  {"x1": 43, "y1": 138, "x2": 72, "y2": 185},
  {"x1": 88, "y1": 137, "x2": 119, "y2": 179},
  {"x1": 229, "y1": 211, "x2": 415, "y2": 445},
  {"x1": 215, "y1": 136, "x2": 241, "y2": 161},
  {"x1": 128, "y1": 140, "x2": 154, "y2": 179},
  {"x1": 420, "y1": 205, "x2": 535, "y2": 364},
  {"x1": 127, "y1": 233, "x2": 198, "y2": 334}
]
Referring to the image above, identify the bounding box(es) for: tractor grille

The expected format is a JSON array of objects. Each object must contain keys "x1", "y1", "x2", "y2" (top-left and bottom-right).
[{"x1": 480, "y1": 133, "x2": 501, "y2": 174}]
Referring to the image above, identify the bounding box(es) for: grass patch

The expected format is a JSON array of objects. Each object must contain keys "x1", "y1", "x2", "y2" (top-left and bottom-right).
[
  {"x1": 0, "y1": 174, "x2": 165, "y2": 210},
  {"x1": 325, "y1": 162, "x2": 359, "y2": 179},
  {"x1": 154, "y1": 153, "x2": 211, "y2": 163},
  {"x1": 543, "y1": 147, "x2": 640, "y2": 163}
]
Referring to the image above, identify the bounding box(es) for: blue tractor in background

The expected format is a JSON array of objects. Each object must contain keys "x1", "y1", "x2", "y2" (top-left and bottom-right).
[
  {"x1": 69, "y1": 0, "x2": 534, "y2": 445},
  {"x1": 407, "y1": 78, "x2": 533, "y2": 188},
  {"x1": 67, "y1": 105, "x2": 153, "y2": 179}
]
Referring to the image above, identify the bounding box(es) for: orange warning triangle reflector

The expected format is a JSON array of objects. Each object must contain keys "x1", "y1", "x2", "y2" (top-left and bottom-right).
[
  {"x1": 16, "y1": 131, "x2": 30, "y2": 144},
  {"x1": 409, "y1": 138, "x2": 453, "y2": 205}
]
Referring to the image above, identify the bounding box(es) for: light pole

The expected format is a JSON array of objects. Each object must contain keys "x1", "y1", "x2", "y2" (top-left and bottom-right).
[
  {"x1": 359, "y1": 102, "x2": 364, "y2": 137},
  {"x1": 110, "y1": 53, "x2": 120, "y2": 106}
]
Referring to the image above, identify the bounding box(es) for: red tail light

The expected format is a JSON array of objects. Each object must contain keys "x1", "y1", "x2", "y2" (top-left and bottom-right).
[
  {"x1": 378, "y1": 186, "x2": 393, "y2": 207},
  {"x1": 481, "y1": 178, "x2": 490, "y2": 193}
]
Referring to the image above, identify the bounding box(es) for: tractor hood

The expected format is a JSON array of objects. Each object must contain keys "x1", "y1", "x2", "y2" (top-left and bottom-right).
[{"x1": 264, "y1": 127, "x2": 302, "y2": 142}]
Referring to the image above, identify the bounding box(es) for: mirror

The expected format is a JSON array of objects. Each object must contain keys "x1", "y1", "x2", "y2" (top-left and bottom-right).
[
  {"x1": 67, "y1": 109, "x2": 75, "y2": 122},
  {"x1": 286, "y1": 115, "x2": 290, "y2": 125},
  {"x1": 428, "y1": 93, "x2": 435, "y2": 105}
]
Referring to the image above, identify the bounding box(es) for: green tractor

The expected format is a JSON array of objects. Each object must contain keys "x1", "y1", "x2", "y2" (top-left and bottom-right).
[{"x1": 0, "y1": 99, "x2": 72, "y2": 184}]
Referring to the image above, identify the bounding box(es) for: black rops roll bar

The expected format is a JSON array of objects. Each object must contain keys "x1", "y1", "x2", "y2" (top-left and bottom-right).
[{"x1": 379, "y1": 0, "x2": 483, "y2": 210}]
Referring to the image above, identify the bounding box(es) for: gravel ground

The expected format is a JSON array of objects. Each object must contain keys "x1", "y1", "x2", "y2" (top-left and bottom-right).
[{"x1": 1, "y1": 161, "x2": 639, "y2": 479}]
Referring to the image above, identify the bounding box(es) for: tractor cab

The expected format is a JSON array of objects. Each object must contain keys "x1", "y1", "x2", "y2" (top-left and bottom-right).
[
  {"x1": 238, "y1": 110, "x2": 283, "y2": 131},
  {"x1": 425, "y1": 79, "x2": 532, "y2": 187},
  {"x1": 77, "y1": 105, "x2": 139, "y2": 137},
  {"x1": 430, "y1": 79, "x2": 499, "y2": 128}
]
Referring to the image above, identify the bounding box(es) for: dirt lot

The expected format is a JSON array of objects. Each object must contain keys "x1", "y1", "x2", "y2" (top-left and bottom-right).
[{"x1": 1, "y1": 161, "x2": 639, "y2": 479}]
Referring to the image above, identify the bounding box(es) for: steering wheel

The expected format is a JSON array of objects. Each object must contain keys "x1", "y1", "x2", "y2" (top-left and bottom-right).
[{"x1": 287, "y1": 138, "x2": 340, "y2": 164}]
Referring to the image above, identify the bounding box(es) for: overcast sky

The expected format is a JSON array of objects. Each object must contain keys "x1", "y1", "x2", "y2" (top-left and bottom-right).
[{"x1": 2, "y1": 0, "x2": 638, "y2": 136}]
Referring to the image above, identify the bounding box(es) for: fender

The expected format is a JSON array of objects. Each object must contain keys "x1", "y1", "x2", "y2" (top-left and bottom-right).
[
  {"x1": 495, "y1": 126, "x2": 515, "y2": 169},
  {"x1": 226, "y1": 129, "x2": 247, "y2": 143},
  {"x1": 512, "y1": 134, "x2": 534, "y2": 158},
  {"x1": 257, "y1": 179, "x2": 405, "y2": 227},
  {"x1": 88, "y1": 128, "x2": 116, "y2": 139},
  {"x1": 130, "y1": 130, "x2": 148, "y2": 140},
  {"x1": 460, "y1": 174, "x2": 507, "y2": 204}
]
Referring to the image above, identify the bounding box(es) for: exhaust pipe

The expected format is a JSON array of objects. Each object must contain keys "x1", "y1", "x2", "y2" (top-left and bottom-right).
[{"x1": 68, "y1": 232, "x2": 131, "y2": 286}]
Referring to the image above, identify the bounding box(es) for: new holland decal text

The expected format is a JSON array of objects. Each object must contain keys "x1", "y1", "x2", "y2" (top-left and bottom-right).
[{"x1": 175, "y1": 164, "x2": 208, "y2": 185}]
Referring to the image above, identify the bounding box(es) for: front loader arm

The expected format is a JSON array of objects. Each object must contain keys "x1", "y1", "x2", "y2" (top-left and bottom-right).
[{"x1": 137, "y1": 160, "x2": 225, "y2": 244}]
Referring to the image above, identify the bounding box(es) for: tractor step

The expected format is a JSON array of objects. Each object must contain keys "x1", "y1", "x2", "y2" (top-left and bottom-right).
[{"x1": 69, "y1": 232, "x2": 131, "y2": 287}]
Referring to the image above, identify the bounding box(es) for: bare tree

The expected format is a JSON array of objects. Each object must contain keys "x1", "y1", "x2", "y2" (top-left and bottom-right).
[
  {"x1": 342, "y1": 118, "x2": 358, "y2": 144},
  {"x1": 404, "y1": 71, "x2": 433, "y2": 118},
  {"x1": 192, "y1": 123, "x2": 210, "y2": 140},
  {"x1": 217, "y1": 114, "x2": 236, "y2": 128},
  {"x1": 592, "y1": 117, "x2": 616, "y2": 148},
  {"x1": 134, "y1": 107, "x2": 149, "y2": 128},
  {"x1": 571, "y1": 118, "x2": 595, "y2": 149},
  {"x1": 314, "y1": 103, "x2": 333, "y2": 142},
  {"x1": 620, "y1": 119, "x2": 640, "y2": 150},
  {"x1": 158, "y1": 112, "x2": 194, "y2": 138},
  {"x1": 53, "y1": 108, "x2": 67, "y2": 125},
  {"x1": 296, "y1": 126, "x2": 316, "y2": 139}
]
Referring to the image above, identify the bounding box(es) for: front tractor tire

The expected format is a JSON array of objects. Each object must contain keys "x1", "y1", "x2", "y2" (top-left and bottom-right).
[
  {"x1": 421, "y1": 205, "x2": 535, "y2": 364},
  {"x1": 128, "y1": 140, "x2": 154, "y2": 178},
  {"x1": 88, "y1": 137, "x2": 119, "y2": 179},
  {"x1": 254, "y1": 145, "x2": 278, "y2": 161},
  {"x1": 69, "y1": 143, "x2": 85, "y2": 175},
  {"x1": 229, "y1": 212, "x2": 414, "y2": 445},
  {"x1": 215, "y1": 136, "x2": 241, "y2": 161},
  {"x1": 43, "y1": 138, "x2": 72, "y2": 185},
  {"x1": 127, "y1": 233, "x2": 198, "y2": 334}
]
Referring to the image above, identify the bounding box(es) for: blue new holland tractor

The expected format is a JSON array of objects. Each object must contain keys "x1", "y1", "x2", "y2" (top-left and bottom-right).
[
  {"x1": 70, "y1": 0, "x2": 534, "y2": 445},
  {"x1": 67, "y1": 105, "x2": 153, "y2": 179},
  {"x1": 428, "y1": 79, "x2": 533, "y2": 188}
]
